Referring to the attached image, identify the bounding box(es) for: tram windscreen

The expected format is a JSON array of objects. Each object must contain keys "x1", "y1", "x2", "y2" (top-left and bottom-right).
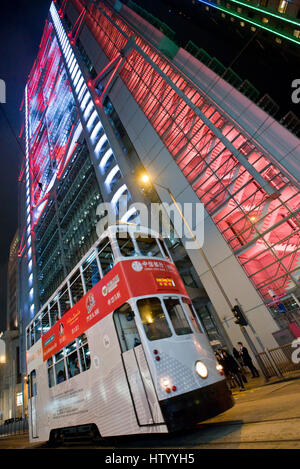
[
  {"x1": 182, "y1": 300, "x2": 203, "y2": 334},
  {"x1": 135, "y1": 235, "x2": 162, "y2": 257},
  {"x1": 163, "y1": 298, "x2": 192, "y2": 335},
  {"x1": 137, "y1": 298, "x2": 172, "y2": 340}
]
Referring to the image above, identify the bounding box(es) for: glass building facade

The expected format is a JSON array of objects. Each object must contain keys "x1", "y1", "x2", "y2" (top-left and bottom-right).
[{"x1": 18, "y1": 0, "x2": 300, "y2": 378}]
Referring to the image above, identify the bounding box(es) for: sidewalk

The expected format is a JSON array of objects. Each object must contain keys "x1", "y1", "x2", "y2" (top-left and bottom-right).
[{"x1": 231, "y1": 368, "x2": 300, "y2": 396}]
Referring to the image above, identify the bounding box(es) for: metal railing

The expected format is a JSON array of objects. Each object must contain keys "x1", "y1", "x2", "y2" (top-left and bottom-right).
[
  {"x1": 256, "y1": 342, "x2": 300, "y2": 378},
  {"x1": 0, "y1": 419, "x2": 28, "y2": 437}
]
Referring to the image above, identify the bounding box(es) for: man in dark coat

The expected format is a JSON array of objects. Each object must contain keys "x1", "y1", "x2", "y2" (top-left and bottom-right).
[
  {"x1": 219, "y1": 350, "x2": 246, "y2": 391},
  {"x1": 238, "y1": 341, "x2": 259, "y2": 377}
]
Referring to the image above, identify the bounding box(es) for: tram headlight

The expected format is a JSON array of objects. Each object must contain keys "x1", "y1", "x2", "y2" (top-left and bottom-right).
[{"x1": 195, "y1": 361, "x2": 208, "y2": 378}]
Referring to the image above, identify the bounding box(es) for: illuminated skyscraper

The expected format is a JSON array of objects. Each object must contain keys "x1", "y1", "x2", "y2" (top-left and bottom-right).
[{"x1": 18, "y1": 0, "x2": 300, "y2": 375}]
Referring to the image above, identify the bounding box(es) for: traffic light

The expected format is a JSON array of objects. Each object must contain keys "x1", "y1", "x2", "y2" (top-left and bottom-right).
[{"x1": 232, "y1": 305, "x2": 247, "y2": 326}]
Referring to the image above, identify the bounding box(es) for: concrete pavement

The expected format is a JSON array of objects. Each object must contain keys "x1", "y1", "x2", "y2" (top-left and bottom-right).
[{"x1": 1, "y1": 371, "x2": 300, "y2": 449}]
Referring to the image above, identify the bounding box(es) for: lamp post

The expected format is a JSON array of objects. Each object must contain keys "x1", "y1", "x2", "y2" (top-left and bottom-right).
[{"x1": 139, "y1": 173, "x2": 270, "y2": 381}]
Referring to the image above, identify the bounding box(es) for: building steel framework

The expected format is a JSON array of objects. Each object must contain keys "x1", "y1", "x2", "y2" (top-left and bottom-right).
[{"x1": 70, "y1": 0, "x2": 300, "y2": 303}]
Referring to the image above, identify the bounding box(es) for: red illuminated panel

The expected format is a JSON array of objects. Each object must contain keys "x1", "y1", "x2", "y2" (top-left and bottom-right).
[
  {"x1": 70, "y1": 0, "x2": 300, "y2": 301},
  {"x1": 26, "y1": 19, "x2": 78, "y2": 226}
]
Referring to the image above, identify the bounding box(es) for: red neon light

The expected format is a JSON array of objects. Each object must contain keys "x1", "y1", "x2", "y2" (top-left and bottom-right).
[
  {"x1": 18, "y1": 160, "x2": 26, "y2": 182},
  {"x1": 32, "y1": 192, "x2": 49, "y2": 210},
  {"x1": 100, "y1": 57, "x2": 123, "y2": 100},
  {"x1": 69, "y1": 6, "x2": 86, "y2": 42},
  {"x1": 18, "y1": 228, "x2": 27, "y2": 258},
  {"x1": 91, "y1": 52, "x2": 121, "y2": 87},
  {"x1": 57, "y1": 141, "x2": 78, "y2": 179}
]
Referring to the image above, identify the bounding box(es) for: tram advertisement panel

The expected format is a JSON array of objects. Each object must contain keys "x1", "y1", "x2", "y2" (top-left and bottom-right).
[{"x1": 42, "y1": 259, "x2": 188, "y2": 361}]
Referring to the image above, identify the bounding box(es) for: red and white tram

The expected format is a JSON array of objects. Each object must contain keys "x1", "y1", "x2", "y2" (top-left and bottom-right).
[{"x1": 26, "y1": 225, "x2": 233, "y2": 443}]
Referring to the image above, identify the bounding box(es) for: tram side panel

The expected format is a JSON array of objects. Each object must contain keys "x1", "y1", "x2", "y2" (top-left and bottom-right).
[{"x1": 27, "y1": 315, "x2": 167, "y2": 443}]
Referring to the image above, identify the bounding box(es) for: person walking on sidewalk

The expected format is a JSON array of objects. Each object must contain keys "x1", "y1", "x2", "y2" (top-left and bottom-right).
[
  {"x1": 220, "y1": 350, "x2": 246, "y2": 391},
  {"x1": 238, "y1": 341, "x2": 260, "y2": 378}
]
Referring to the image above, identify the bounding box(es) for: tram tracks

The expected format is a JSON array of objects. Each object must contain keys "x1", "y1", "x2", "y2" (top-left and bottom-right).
[{"x1": 189, "y1": 415, "x2": 300, "y2": 448}]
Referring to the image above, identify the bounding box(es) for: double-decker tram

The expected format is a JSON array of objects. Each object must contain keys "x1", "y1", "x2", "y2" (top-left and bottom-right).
[{"x1": 26, "y1": 225, "x2": 233, "y2": 443}]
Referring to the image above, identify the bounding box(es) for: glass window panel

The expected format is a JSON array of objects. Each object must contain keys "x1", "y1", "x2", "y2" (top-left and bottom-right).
[
  {"x1": 79, "y1": 344, "x2": 90, "y2": 372},
  {"x1": 164, "y1": 298, "x2": 192, "y2": 335},
  {"x1": 55, "y1": 359, "x2": 66, "y2": 384},
  {"x1": 78, "y1": 333, "x2": 87, "y2": 346},
  {"x1": 58, "y1": 287, "x2": 71, "y2": 316},
  {"x1": 135, "y1": 235, "x2": 161, "y2": 257},
  {"x1": 65, "y1": 340, "x2": 77, "y2": 355},
  {"x1": 158, "y1": 239, "x2": 170, "y2": 259},
  {"x1": 67, "y1": 350, "x2": 80, "y2": 378},
  {"x1": 54, "y1": 350, "x2": 64, "y2": 363},
  {"x1": 31, "y1": 370, "x2": 37, "y2": 397},
  {"x1": 114, "y1": 303, "x2": 141, "y2": 352},
  {"x1": 48, "y1": 366, "x2": 55, "y2": 388},
  {"x1": 116, "y1": 232, "x2": 137, "y2": 257},
  {"x1": 183, "y1": 300, "x2": 203, "y2": 334},
  {"x1": 97, "y1": 237, "x2": 114, "y2": 275},
  {"x1": 26, "y1": 328, "x2": 30, "y2": 350},
  {"x1": 34, "y1": 318, "x2": 41, "y2": 342},
  {"x1": 41, "y1": 310, "x2": 50, "y2": 335},
  {"x1": 82, "y1": 254, "x2": 101, "y2": 291},
  {"x1": 49, "y1": 300, "x2": 59, "y2": 327},
  {"x1": 137, "y1": 297, "x2": 172, "y2": 341},
  {"x1": 30, "y1": 325, "x2": 34, "y2": 346},
  {"x1": 70, "y1": 270, "x2": 84, "y2": 305}
]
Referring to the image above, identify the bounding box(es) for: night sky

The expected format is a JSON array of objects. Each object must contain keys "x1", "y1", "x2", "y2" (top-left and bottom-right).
[{"x1": 0, "y1": 0, "x2": 51, "y2": 329}]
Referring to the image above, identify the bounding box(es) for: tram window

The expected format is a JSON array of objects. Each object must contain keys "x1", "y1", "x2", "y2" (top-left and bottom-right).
[
  {"x1": 116, "y1": 232, "x2": 136, "y2": 257},
  {"x1": 34, "y1": 317, "x2": 41, "y2": 342},
  {"x1": 158, "y1": 239, "x2": 170, "y2": 259},
  {"x1": 30, "y1": 370, "x2": 37, "y2": 398},
  {"x1": 30, "y1": 324, "x2": 34, "y2": 347},
  {"x1": 41, "y1": 310, "x2": 50, "y2": 335},
  {"x1": 78, "y1": 334, "x2": 91, "y2": 371},
  {"x1": 137, "y1": 298, "x2": 172, "y2": 341},
  {"x1": 97, "y1": 237, "x2": 114, "y2": 275},
  {"x1": 49, "y1": 300, "x2": 59, "y2": 327},
  {"x1": 47, "y1": 357, "x2": 55, "y2": 388},
  {"x1": 59, "y1": 287, "x2": 71, "y2": 316},
  {"x1": 182, "y1": 300, "x2": 203, "y2": 334},
  {"x1": 66, "y1": 341, "x2": 80, "y2": 378},
  {"x1": 82, "y1": 253, "x2": 101, "y2": 291},
  {"x1": 54, "y1": 350, "x2": 66, "y2": 384},
  {"x1": 135, "y1": 236, "x2": 161, "y2": 258},
  {"x1": 164, "y1": 298, "x2": 192, "y2": 335},
  {"x1": 70, "y1": 270, "x2": 84, "y2": 305},
  {"x1": 114, "y1": 303, "x2": 141, "y2": 352},
  {"x1": 26, "y1": 328, "x2": 30, "y2": 350}
]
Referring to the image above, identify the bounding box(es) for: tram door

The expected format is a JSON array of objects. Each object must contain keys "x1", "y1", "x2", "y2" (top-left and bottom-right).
[
  {"x1": 29, "y1": 370, "x2": 38, "y2": 438},
  {"x1": 114, "y1": 304, "x2": 164, "y2": 427}
]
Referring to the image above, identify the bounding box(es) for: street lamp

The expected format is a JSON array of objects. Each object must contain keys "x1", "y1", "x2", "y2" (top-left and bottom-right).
[
  {"x1": 139, "y1": 172, "x2": 270, "y2": 381},
  {"x1": 139, "y1": 173, "x2": 234, "y2": 310}
]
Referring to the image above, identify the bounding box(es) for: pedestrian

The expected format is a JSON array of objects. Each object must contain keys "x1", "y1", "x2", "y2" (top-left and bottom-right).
[
  {"x1": 215, "y1": 351, "x2": 235, "y2": 389},
  {"x1": 220, "y1": 349, "x2": 246, "y2": 391},
  {"x1": 237, "y1": 341, "x2": 259, "y2": 378},
  {"x1": 233, "y1": 347, "x2": 240, "y2": 362},
  {"x1": 233, "y1": 346, "x2": 247, "y2": 383}
]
